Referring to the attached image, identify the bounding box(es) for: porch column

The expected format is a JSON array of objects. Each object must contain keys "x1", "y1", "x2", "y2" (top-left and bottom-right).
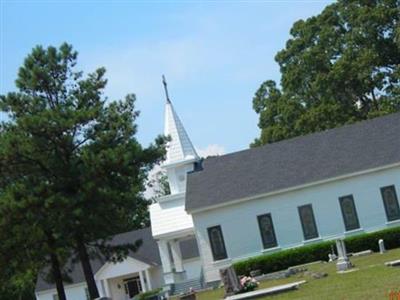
[
  {"x1": 157, "y1": 240, "x2": 173, "y2": 273},
  {"x1": 145, "y1": 268, "x2": 152, "y2": 290},
  {"x1": 97, "y1": 280, "x2": 105, "y2": 297},
  {"x1": 95, "y1": 280, "x2": 103, "y2": 297},
  {"x1": 103, "y1": 279, "x2": 111, "y2": 297},
  {"x1": 170, "y1": 239, "x2": 184, "y2": 272},
  {"x1": 139, "y1": 271, "x2": 147, "y2": 292}
]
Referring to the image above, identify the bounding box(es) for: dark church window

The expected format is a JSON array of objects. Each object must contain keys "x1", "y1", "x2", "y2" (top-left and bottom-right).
[
  {"x1": 257, "y1": 213, "x2": 278, "y2": 249},
  {"x1": 339, "y1": 195, "x2": 360, "y2": 231},
  {"x1": 381, "y1": 185, "x2": 400, "y2": 221},
  {"x1": 298, "y1": 204, "x2": 319, "y2": 240},
  {"x1": 208, "y1": 225, "x2": 227, "y2": 261}
]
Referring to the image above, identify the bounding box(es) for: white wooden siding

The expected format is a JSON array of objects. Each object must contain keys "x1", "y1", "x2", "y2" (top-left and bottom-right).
[{"x1": 192, "y1": 166, "x2": 400, "y2": 283}]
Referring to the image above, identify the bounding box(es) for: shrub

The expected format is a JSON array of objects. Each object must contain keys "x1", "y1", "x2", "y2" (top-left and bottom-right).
[
  {"x1": 233, "y1": 226, "x2": 400, "y2": 276},
  {"x1": 345, "y1": 227, "x2": 400, "y2": 253},
  {"x1": 134, "y1": 288, "x2": 163, "y2": 300}
]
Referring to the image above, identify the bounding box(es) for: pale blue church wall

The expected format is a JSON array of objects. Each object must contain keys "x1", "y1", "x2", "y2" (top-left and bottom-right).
[{"x1": 191, "y1": 165, "x2": 400, "y2": 283}]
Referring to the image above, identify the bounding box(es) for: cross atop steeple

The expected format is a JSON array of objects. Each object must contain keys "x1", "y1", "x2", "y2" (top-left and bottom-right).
[{"x1": 162, "y1": 75, "x2": 171, "y2": 104}]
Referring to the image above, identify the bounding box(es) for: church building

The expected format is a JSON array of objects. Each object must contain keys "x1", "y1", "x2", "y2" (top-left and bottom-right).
[{"x1": 36, "y1": 88, "x2": 400, "y2": 299}]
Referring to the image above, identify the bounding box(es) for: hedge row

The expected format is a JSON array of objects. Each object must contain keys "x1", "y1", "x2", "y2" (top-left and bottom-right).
[
  {"x1": 233, "y1": 226, "x2": 400, "y2": 276},
  {"x1": 135, "y1": 288, "x2": 162, "y2": 300}
]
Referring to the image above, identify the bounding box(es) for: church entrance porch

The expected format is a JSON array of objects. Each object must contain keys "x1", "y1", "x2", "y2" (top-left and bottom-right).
[
  {"x1": 94, "y1": 256, "x2": 156, "y2": 299},
  {"x1": 108, "y1": 273, "x2": 145, "y2": 300},
  {"x1": 158, "y1": 237, "x2": 187, "y2": 285},
  {"x1": 124, "y1": 276, "x2": 142, "y2": 298},
  {"x1": 157, "y1": 233, "x2": 203, "y2": 295}
]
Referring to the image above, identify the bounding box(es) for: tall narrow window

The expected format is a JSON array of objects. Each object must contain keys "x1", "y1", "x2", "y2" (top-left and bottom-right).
[
  {"x1": 339, "y1": 195, "x2": 360, "y2": 231},
  {"x1": 298, "y1": 204, "x2": 319, "y2": 240},
  {"x1": 257, "y1": 213, "x2": 278, "y2": 249},
  {"x1": 381, "y1": 185, "x2": 400, "y2": 221},
  {"x1": 207, "y1": 225, "x2": 227, "y2": 261}
]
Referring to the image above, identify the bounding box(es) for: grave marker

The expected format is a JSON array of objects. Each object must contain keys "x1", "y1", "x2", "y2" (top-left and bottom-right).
[
  {"x1": 336, "y1": 239, "x2": 353, "y2": 272},
  {"x1": 220, "y1": 266, "x2": 242, "y2": 297},
  {"x1": 379, "y1": 239, "x2": 386, "y2": 254}
]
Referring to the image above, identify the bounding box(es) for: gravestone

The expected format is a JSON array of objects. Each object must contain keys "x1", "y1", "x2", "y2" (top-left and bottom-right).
[
  {"x1": 336, "y1": 239, "x2": 353, "y2": 272},
  {"x1": 328, "y1": 253, "x2": 337, "y2": 262},
  {"x1": 179, "y1": 292, "x2": 196, "y2": 300},
  {"x1": 220, "y1": 266, "x2": 242, "y2": 297},
  {"x1": 379, "y1": 239, "x2": 386, "y2": 254},
  {"x1": 328, "y1": 245, "x2": 337, "y2": 262},
  {"x1": 351, "y1": 250, "x2": 373, "y2": 257},
  {"x1": 385, "y1": 259, "x2": 400, "y2": 267}
]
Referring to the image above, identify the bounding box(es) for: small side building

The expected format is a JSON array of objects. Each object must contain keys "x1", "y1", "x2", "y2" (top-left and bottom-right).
[{"x1": 35, "y1": 227, "x2": 196, "y2": 300}]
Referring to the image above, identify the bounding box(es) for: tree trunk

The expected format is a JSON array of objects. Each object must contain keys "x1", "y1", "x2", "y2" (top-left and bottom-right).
[
  {"x1": 46, "y1": 232, "x2": 67, "y2": 300},
  {"x1": 76, "y1": 238, "x2": 99, "y2": 299},
  {"x1": 49, "y1": 251, "x2": 67, "y2": 300}
]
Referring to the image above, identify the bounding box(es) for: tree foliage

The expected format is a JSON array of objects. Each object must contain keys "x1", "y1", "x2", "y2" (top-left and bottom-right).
[
  {"x1": 252, "y1": 0, "x2": 400, "y2": 146},
  {"x1": 0, "y1": 43, "x2": 166, "y2": 299},
  {"x1": 149, "y1": 170, "x2": 171, "y2": 199}
]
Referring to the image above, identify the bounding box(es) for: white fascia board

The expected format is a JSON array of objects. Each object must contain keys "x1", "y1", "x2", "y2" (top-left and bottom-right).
[
  {"x1": 188, "y1": 162, "x2": 400, "y2": 215},
  {"x1": 162, "y1": 157, "x2": 198, "y2": 170},
  {"x1": 156, "y1": 192, "x2": 185, "y2": 203},
  {"x1": 95, "y1": 256, "x2": 151, "y2": 280},
  {"x1": 153, "y1": 227, "x2": 195, "y2": 240}
]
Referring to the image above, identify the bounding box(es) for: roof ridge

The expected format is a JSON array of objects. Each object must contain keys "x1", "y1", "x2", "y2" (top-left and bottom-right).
[
  {"x1": 186, "y1": 112, "x2": 400, "y2": 212},
  {"x1": 204, "y1": 112, "x2": 400, "y2": 163},
  {"x1": 111, "y1": 226, "x2": 151, "y2": 238}
]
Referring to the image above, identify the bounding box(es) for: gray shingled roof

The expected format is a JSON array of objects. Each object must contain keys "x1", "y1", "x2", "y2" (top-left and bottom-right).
[
  {"x1": 186, "y1": 112, "x2": 400, "y2": 212},
  {"x1": 36, "y1": 227, "x2": 160, "y2": 292},
  {"x1": 36, "y1": 228, "x2": 200, "y2": 292}
]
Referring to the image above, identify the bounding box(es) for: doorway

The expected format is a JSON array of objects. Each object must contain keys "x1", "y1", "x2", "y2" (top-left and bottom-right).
[{"x1": 123, "y1": 276, "x2": 142, "y2": 299}]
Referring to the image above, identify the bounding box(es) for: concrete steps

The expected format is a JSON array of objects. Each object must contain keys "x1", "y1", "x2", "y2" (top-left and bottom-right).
[{"x1": 173, "y1": 277, "x2": 203, "y2": 295}]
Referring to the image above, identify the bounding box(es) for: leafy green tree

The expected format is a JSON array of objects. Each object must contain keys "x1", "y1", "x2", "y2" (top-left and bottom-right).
[
  {"x1": 252, "y1": 0, "x2": 400, "y2": 146},
  {"x1": 149, "y1": 170, "x2": 171, "y2": 199},
  {"x1": 0, "y1": 43, "x2": 166, "y2": 299}
]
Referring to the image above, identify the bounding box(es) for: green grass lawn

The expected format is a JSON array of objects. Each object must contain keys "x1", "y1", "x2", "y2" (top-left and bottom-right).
[{"x1": 193, "y1": 248, "x2": 400, "y2": 300}]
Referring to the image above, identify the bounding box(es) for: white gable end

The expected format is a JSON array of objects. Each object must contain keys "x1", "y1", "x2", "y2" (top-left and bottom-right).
[{"x1": 95, "y1": 256, "x2": 151, "y2": 281}]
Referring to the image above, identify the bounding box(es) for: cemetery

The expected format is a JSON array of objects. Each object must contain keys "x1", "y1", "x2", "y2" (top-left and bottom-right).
[
  {"x1": 171, "y1": 246, "x2": 400, "y2": 300},
  {"x1": 170, "y1": 236, "x2": 400, "y2": 300}
]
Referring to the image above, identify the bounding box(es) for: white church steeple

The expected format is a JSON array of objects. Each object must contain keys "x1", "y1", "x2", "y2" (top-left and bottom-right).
[
  {"x1": 164, "y1": 99, "x2": 199, "y2": 164},
  {"x1": 162, "y1": 76, "x2": 199, "y2": 194}
]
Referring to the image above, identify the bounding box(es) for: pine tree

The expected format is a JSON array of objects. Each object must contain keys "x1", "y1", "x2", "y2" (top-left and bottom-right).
[{"x1": 0, "y1": 43, "x2": 167, "y2": 299}]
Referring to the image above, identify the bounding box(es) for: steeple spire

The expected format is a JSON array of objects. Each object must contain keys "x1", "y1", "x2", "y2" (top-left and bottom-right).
[
  {"x1": 162, "y1": 75, "x2": 171, "y2": 104},
  {"x1": 163, "y1": 76, "x2": 198, "y2": 165}
]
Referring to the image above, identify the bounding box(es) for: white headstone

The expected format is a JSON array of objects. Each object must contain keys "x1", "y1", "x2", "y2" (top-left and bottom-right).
[
  {"x1": 328, "y1": 253, "x2": 337, "y2": 262},
  {"x1": 379, "y1": 239, "x2": 386, "y2": 254},
  {"x1": 336, "y1": 239, "x2": 353, "y2": 272}
]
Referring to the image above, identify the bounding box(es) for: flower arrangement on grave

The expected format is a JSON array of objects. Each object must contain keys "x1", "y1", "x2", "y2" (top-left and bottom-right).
[{"x1": 239, "y1": 275, "x2": 259, "y2": 293}]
